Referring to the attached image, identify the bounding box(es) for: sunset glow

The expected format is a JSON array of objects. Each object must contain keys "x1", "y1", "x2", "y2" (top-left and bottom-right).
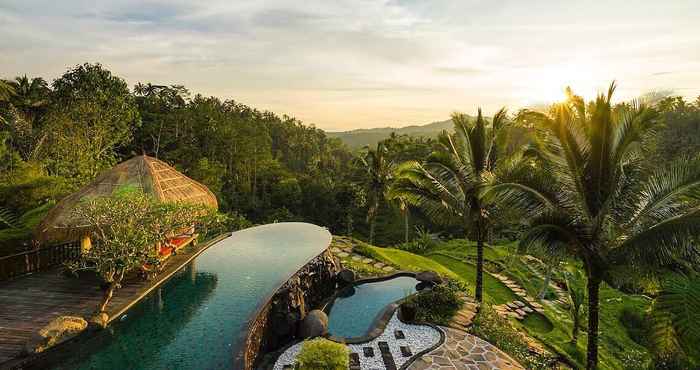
[{"x1": 1, "y1": 0, "x2": 699, "y2": 130}]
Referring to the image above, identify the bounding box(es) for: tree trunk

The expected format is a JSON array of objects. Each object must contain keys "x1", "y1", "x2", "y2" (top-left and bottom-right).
[
  {"x1": 586, "y1": 276, "x2": 601, "y2": 370},
  {"x1": 346, "y1": 213, "x2": 352, "y2": 236},
  {"x1": 538, "y1": 265, "x2": 553, "y2": 299},
  {"x1": 475, "y1": 238, "x2": 484, "y2": 303},
  {"x1": 98, "y1": 281, "x2": 116, "y2": 313},
  {"x1": 369, "y1": 216, "x2": 376, "y2": 245},
  {"x1": 403, "y1": 210, "x2": 409, "y2": 244}
]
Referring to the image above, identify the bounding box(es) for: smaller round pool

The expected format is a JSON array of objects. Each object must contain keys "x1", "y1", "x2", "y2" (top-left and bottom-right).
[{"x1": 325, "y1": 276, "x2": 419, "y2": 339}]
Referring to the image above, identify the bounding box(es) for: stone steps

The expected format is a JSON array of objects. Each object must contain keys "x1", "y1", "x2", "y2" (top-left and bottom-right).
[
  {"x1": 329, "y1": 240, "x2": 398, "y2": 276},
  {"x1": 448, "y1": 293, "x2": 479, "y2": 329}
]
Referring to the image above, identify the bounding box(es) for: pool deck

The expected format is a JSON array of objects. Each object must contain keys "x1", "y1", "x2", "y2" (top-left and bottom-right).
[{"x1": 0, "y1": 233, "x2": 229, "y2": 366}]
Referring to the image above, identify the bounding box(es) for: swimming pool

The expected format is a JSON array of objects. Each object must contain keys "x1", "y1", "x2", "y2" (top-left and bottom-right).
[
  {"x1": 325, "y1": 275, "x2": 419, "y2": 339},
  {"x1": 54, "y1": 223, "x2": 331, "y2": 370}
]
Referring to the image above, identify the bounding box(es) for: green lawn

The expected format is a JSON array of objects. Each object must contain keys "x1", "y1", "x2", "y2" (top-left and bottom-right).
[
  {"x1": 427, "y1": 253, "x2": 519, "y2": 304},
  {"x1": 362, "y1": 245, "x2": 460, "y2": 280}
]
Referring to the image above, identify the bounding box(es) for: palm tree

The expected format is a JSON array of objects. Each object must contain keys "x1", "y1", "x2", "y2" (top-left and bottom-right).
[
  {"x1": 392, "y1": 108, "x2": 508, "y2": 302},
  {"x1": 389, "y1": 194, "x2": 410, "y2": 243},
  {"x1": 7, "y1": 75, "x2": 50, "y2": 125},
  {"x1": 492, "y1": 83, "x2": 700, "y2": 369},
  {"x1": 358, "y1": 142, "x2": 395, "y2": 244}
]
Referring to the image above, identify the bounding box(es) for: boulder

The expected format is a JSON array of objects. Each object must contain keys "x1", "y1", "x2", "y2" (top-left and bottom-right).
[
  {"x1": 336, "y1": 269, "x2": 356, "y2": 285},
  {"x1": 416, "y1": 271, "x2": 443, "y2": 284},
  {"x1": 24, "y1": 316, "x2": 88, "y2": 355},
  {"x1": 299, "y1": 310, "x2": 328, "y2": 339}
]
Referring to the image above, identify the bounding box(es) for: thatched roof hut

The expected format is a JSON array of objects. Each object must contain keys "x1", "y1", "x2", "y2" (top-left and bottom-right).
[{"x1": 35, "y1": 155, "x2": 218, "y2": 244}]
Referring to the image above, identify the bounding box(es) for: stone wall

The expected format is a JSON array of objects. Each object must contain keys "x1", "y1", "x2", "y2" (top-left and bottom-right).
[{"x1": 237, "y1": 249, "x2": 340, "y2": 370}]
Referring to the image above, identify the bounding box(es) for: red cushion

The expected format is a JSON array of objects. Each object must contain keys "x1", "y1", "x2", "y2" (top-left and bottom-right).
[{"x1": 169, "y1": 237, "x2": 189, "y2": 248}]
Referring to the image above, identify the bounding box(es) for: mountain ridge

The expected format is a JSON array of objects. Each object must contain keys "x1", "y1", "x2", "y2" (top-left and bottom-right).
[{"x1": 326, "y1": 119, "x2": 454, "y2": 149}]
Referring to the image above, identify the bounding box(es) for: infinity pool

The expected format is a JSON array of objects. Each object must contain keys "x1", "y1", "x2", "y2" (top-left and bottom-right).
[
  {"x1": 325, "y1": 276, "x2": 419, "y2": 339},
  {"x1": 55, "y1": 223, "x2": 331, "y2": 370}
]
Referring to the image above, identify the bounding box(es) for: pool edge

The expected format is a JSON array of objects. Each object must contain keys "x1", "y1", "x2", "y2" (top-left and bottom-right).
[{"x1": 233, "y1": 223, "x2": 335, "y2": 370}]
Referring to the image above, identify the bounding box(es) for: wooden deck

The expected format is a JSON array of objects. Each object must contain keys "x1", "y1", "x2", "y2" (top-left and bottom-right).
[{"x1": 0, "y1": 234, "x2": 229, "y2": 366}]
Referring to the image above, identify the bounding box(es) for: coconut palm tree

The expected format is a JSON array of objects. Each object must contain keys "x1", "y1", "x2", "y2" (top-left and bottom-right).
[
  {"x1": 7, "y1": 75, "x2": 50, "y2": 125},
  {"x1": 388, "y1": 193, "x2": 410, "y2": 243},
  {"x1": 357, "y1": 142, "x2": 395, "y2": 244},
  {"x1": 391, "y1": 108, "x2": 508, "y2": 302},
  {"x1": 492, "y1": 83, "x2": 700, "y2": 369}
]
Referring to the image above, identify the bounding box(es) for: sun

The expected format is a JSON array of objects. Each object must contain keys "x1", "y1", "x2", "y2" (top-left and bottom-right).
[{"x1": 522, "y1": 64, "x2": 602, "y2": 106}]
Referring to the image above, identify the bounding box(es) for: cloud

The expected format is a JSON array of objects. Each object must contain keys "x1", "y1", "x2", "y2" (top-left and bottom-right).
[{"x1": 1, "y1": 0, "x2": 699, "y2": 130}]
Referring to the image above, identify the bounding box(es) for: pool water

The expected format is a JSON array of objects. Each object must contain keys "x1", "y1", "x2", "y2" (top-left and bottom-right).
[
  {"x1": 55, "y1": 223, "x2": 331, "y2": 370},
  {"x1": 326, "y1": 276, "x2": 419, "y2": 338}
]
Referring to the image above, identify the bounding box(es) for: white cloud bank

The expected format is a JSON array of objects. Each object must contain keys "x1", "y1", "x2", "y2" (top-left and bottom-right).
[{"x1": 1, "y1": 0, "x2": 699, "y2": 130}]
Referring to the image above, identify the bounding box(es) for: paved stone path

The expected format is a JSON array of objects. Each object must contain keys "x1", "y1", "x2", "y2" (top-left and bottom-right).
[
  {"x1": 489, "y1": 273, "x2": 546, "y2": 321},
  {"x1": 408, "y1": 327, "x2": 524, "y2": 370},
  {"x1": 330, "y1": 236, "x2": 396, "y2": 275},
  {"x1": 447, "y1": 293, "x2": 479, "y2": 330}
]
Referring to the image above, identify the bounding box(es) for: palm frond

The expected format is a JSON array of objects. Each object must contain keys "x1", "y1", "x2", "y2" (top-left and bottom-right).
[
  {"x1": 625, "y1": 157, "x2": 700, "y2": 229},
  {"x1": 519, "y1": 212, "x2": 583, "y2": 257},
  {"x1": 392, "y1": 161, "x2": 465, "y2": 219},
  {"x1": 653, "y1": 274, "x2": 700, "y2": 351},
  {"x1": 0, "y1": 207, "x2": 21, "y2": 229},
  {"x1": 612, "y1": 208, "x2": 700, "y2": 269}
]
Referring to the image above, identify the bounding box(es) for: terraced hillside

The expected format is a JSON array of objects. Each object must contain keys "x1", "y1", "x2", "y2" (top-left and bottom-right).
[{"x1": 331, "y1": 236, "x2": 653, "y2": 370}]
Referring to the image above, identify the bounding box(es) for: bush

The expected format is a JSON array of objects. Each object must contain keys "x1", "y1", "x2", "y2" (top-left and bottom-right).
[
  {"x1": 619, "y1": 305, "x2": 651, "y2": 348},
  {"x1": 296, "y1": 338, "x2": 349, "y2": 370},
  {"x1": 405, "y1": 280, "x2": 464, "y2": 325},
  {"x1": 393, "y1": 240, "x2": 432, "y2": 254},
  {"x1": 353, "y1": 241, "x2": 384, "y2": 260},
  {"x1": 471, "y1": 306, "x2": 555, "y2": 370},
  {"x1": 393, "y1": 226, "x2": 439, "y2": 254}
]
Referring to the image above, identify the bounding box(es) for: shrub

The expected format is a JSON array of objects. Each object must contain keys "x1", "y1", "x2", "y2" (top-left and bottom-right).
[
  {"x1": 619, "y1": 305, "x2": 651, "y2": 348},
  {"x1": 405, "y1": 280, "x2": 464, "y2": 325},
  {"x1": 353, "y1": 241, "x2": 384, "y2": 260},
  {"x1": 296, "y1": 338, "x2": 349, "y2": 370},
  {"x1": 471, "y1": 306, "x2": 555, "y2": 370},
  {"x1": 393, "y1": 226, "x2": 439, "y2": 254}
]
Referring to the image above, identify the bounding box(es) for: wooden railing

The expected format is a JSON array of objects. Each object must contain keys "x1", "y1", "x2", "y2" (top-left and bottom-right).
[{"x1": 0, "y1": 241, "x2": 81, "y2": 281}]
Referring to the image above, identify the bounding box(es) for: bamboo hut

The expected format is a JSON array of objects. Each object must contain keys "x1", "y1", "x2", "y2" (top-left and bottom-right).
[{"x1": 34, "y1": 155, "x2": 218, "y2": 253}]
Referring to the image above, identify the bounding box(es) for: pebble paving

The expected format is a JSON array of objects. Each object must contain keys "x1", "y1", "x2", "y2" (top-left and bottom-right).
[
  {"x1": 407, "y1": 327, "x2": 524, "y2": 370},
  {"x1": 273, "y1": 313, "x2": 441, "y2": 370}
]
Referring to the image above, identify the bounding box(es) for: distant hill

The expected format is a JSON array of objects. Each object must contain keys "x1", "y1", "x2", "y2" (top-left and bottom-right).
[{"x1": 327, "y1": 119, "x2": 454, "y2": 149}]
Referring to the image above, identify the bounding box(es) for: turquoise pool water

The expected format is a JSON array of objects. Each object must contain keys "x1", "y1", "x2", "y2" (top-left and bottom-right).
[
  {"x1": 326, "y1": 276, "x2": 418, "y2": 338},
  {"x1": 55, "y1": 223, "x2": 331, "y2": 370}
]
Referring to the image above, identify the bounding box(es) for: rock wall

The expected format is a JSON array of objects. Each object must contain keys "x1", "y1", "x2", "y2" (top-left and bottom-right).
[{"x1": 238, "y1": 249, "x2": 340, "y2": 370}]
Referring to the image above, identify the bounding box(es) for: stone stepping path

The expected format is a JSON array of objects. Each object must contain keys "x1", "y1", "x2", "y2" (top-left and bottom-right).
[
  {"x1": 490, "y1": 273, "x2": 548, "y2": 320},
  {"x1": 408, "y1": 327, "x2": 524, "y2": 370},
  {"x1": 447, "y1": 293, "x2": 479, "y2": 330},
  {"x1": 518, "y1": 256, "x2": 568, "y2": 305},
  {"x1": 329, "y1": 237, "x2": 399, "y2": 277}
]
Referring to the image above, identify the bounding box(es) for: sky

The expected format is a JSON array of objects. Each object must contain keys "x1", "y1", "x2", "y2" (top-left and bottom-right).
[{"x1": 1, "y1": 1, "x2": 699, "y2": 131}]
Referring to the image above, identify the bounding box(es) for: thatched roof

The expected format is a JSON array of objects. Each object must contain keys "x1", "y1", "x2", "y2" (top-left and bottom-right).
[{"x1": 35, "y1": 155, "x2": 218, "y2": 244}]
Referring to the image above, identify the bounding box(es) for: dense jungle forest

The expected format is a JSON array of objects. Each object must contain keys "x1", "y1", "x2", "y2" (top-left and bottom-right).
[{"x1": 1, "y1": 63, "x2": 700, "y2": 255}]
